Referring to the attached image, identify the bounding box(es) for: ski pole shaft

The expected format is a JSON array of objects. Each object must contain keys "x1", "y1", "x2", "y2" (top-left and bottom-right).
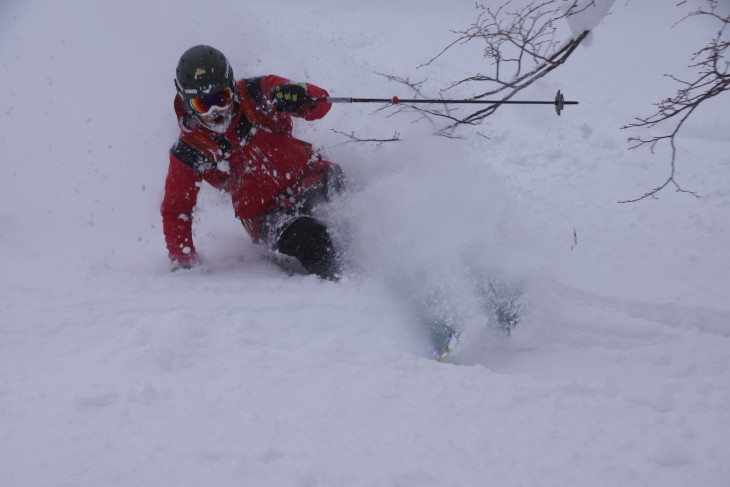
[{"x1": 315, "y1": 90, "x2": 578, "y2": 115}]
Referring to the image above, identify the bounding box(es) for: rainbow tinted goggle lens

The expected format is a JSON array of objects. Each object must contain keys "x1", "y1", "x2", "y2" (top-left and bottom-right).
[{"x1": 189, "y1": 87, "x2": 234, "y2": 114}]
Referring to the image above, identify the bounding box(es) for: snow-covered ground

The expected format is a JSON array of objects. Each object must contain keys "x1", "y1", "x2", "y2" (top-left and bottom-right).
[{"x1": 1, "y1": 0, "x2": 729, "y2": 486}]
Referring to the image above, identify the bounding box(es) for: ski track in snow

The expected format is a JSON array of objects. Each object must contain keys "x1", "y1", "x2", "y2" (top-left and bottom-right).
[{"x1": 1, "y1": 0, "x2": 730, "y2": 486}]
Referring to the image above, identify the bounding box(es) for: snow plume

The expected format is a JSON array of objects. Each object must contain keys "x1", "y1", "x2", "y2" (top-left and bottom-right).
[
  {"x1": 336, "y1": 136, "x2": 539, "y2": 351},
  {"x1": 566, "y1": 0, "x2": 617, "y2": 43}
]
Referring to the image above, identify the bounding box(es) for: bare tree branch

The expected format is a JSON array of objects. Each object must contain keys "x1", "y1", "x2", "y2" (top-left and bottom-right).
[
  {"x1": 620, "y1": 0, "x2": 728, "y2": 202},
  {"x1": 375, "y1": 71, "x2": 467, "y2": 131},
  {"x1": 330, "y1": 129, "x2": 401, "y2": 146},
  {"x1": 384, "y1": 1, "x2": 592, "y2": 131}
]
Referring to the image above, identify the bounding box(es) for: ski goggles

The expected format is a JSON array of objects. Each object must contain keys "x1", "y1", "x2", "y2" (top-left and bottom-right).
[{"x1": 189, "y1": 87, "x2": 234, "y2": 114}]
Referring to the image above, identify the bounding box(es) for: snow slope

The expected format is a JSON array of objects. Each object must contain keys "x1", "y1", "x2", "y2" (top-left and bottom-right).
[{"x1": 1, "y1": 0, "x2": 729, "y2": 486}]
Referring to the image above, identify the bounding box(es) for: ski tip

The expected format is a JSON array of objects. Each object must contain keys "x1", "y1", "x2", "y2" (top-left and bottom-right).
[{"x1": 436, "y1": 333, "x2": 460, "y2": 363}]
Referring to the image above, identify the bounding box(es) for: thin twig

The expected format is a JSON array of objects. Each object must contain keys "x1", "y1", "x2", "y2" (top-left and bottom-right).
[{"x1": 330, "y1": 129, "x2": 401, "y2": 146}]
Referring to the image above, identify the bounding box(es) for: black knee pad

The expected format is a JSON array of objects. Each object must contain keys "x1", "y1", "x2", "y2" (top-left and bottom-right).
[{"x1": 277, "y1": 217, "x2": 340, "y2": 280}]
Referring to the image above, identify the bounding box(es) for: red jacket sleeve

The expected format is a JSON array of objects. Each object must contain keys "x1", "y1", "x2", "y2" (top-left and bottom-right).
[
  {"x1": 302, "y1": 82, "x2": 332, "y2": 121},
  {"x1": 160, "y1": 154, "x2": 202, "y2": 263},
  {"x1": 258, "y1": 75, "x2": 332, "y2": 121}
]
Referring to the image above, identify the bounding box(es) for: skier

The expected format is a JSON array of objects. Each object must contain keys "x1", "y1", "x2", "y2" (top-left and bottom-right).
[{"x1": 161, "y1": 45, "x2": 344, "y2": 279}]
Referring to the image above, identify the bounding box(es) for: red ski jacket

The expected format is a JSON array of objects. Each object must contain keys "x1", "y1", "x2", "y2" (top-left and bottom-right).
[{"x1": 161, "y1": 75, "x2": 332, "y2": 264}]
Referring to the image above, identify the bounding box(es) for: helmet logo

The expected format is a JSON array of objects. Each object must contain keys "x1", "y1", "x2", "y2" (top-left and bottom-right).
[{"x1": 194, "y1": 67, "x2": 206, "y2": 79}]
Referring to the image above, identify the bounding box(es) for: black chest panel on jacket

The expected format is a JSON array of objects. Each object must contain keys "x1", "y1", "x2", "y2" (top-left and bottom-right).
[
  {"x1": 231, "y1": 111, "x2": 254, "y2": 147},
  {"x1": 244, "y1": 77, "x2": 268, "y2": 108},
  {"x1": 170, "y1": 77, "x2": 270, "y2": 173}
]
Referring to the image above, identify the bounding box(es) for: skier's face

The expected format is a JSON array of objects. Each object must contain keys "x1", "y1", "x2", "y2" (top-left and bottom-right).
[
  {"x1": 188, "y1": 87, "x2": 236, "y2": 134},
  {"x1": 197, "y1": 102, "x2": 235, "y2": 134}
]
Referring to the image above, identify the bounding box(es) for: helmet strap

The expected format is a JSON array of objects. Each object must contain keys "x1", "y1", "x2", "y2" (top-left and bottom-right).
[{"x1": 174, "y1": 78, "x2": 184, "y2": 97}]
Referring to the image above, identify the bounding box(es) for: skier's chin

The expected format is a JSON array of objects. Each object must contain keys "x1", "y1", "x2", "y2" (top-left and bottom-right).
[{"x1": 198, "y1": 107, "x2": 234, "y2": 134}]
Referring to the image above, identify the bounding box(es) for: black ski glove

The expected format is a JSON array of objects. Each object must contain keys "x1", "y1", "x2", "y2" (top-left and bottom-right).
[{"x1": 269, "y1": 83, "x2": 313, "y2": 114}]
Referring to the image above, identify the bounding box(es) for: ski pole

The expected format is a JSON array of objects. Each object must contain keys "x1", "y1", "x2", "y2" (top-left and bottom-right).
[{"x1": 315, "y1": 90, "x2": 578, "y2": 116}]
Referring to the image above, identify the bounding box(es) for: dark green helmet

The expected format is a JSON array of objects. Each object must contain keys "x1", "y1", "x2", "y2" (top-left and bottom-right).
[{"x1": 174, "y1": 45, "x2": 234, "y2": 101}]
